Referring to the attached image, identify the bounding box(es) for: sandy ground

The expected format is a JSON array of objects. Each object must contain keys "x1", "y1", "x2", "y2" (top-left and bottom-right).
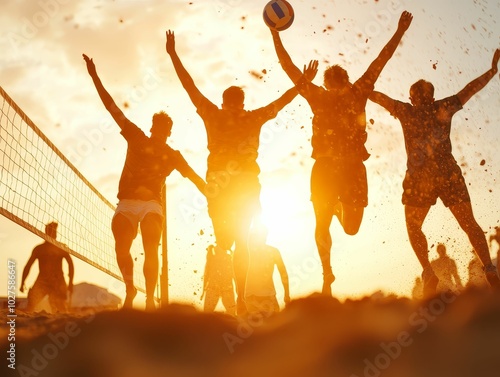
[{"x1": 2, "y1": 288, "x2": 500, "y2": 377}]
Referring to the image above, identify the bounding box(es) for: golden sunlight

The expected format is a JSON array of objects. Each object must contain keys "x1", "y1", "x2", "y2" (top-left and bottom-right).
[{"x1": 258, "y1": 181, "x2": 309, "y2": 251}]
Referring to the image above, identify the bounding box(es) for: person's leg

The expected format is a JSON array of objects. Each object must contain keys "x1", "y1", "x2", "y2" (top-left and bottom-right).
[
  {"x1": 310, "y1": 159, "x2": 337, "y2": 296},
  {"x1": 339, "y1": 204, "x2": 364, "y2": 235},
  {"x1": 405, "y1": 205, "x2": 432, "y2": 268},
  {"x1": 48, "y1": 292, "x2": 67, "y2": 313},
  {"x1": 140, "y1": 213, "x2": 163, "y2": 310},
  {"x1": 313, "y1": 201, "x2": 336, "y2": 296},
  {"x1": 203, "y1": 289, "x2": 220, "y2": 312},
  {"x1": 233, "y1": 208, "x2": 253, "y2": 313},
  {"x1": 338, "y1": 160, "x2": 367, "y2": 235},
  {"x1": 233, "y1": 178, "x2": 262, "y2": 310},
  {"x1": 405, "y1": 205, "x2": 438, "y2": 296},
  {"x1": 449, "y1": 202, "x2": 500, "y2": 288},
  {"x1": 221, "y1": 289, "x2": 236, "y2": 316},
  {"x1": 26, "y1": 282, "x2": 46, "y2": 312},
  {"x1": 111, "y1": 213, "x2": 137, "y2": 308}
]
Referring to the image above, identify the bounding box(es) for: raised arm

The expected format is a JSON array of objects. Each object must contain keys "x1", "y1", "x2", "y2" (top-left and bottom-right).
[
  {"x1": 166, "y1": 30, "x2": 212, "y2": 109},
  {"x1": 263, "y1": 86, "x2": 298, "y2": 115},
  {"x1": 363, "y1": 11, "x2": 413, "y2": 85},
  {"x1": 261, "y1": 61, "x2": 317, "y2": 115},
  {"x1": 270, "y1": 29, "x2": 304, "y2": 85},
  {"x1": 369, "y1": 91, "x2": 398, "y2": 114},
  {"x1": 82, "y1": 54, "x2": 129, "y2": 129},
  {"x1": 456, "y1": 48, "x2": 499, "y2": 105}
]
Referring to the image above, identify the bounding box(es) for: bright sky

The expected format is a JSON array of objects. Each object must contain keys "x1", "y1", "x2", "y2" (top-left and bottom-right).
[{"x1": 0, "y1": 0, "x2": 499, "y2": 309}]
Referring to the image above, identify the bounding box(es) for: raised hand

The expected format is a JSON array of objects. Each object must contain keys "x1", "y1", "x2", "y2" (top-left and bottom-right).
[
  {"x1": 492, "y1": 48, "x2": 499, "y2": 74},
  {"x1": 397, "y1": 11, "x2": 413, "y2": 32},
  {"x1": 303, "y1": 60, "x2": 318, "y2": 82},
  {"x1": 166, "y1": 30, "x2": 176, "y2": 55},
  {"x1": 82, "y1": 54, "x2": 96, "y2": 77}
]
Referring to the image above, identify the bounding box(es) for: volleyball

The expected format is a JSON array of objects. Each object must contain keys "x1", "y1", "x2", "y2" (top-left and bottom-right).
[{"x1": 263, "y1": 0, "x2": 294, "y2": 31}]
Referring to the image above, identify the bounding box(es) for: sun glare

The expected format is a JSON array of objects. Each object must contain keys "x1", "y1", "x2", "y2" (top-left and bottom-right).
[{"x1": 258, "y1": 182, "x2": 309, "y2": 251}]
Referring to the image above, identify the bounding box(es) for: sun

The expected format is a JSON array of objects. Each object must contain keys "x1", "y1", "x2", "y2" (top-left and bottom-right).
[{"x1": 257, "y1": 180, "x2": 311, "y2": 252}]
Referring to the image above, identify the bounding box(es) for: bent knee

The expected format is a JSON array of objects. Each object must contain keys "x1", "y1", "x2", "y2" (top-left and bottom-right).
[{"x1": 344, "y1": 224, "x2": 361, "y2": 236}]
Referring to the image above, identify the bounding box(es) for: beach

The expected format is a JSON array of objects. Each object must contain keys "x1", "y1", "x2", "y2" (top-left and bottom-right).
[{"x1": 2, "y1": 288, "x2": 500, "y2": 377}]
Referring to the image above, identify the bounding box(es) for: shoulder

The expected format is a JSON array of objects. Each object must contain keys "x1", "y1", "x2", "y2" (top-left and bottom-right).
[
  {"x1": 438, "y1": 95, "x2": 462, "y2": 109},
  {"x1": 121, "y1": 121, "x2": 146, "y2": 141},
  {"x1": 31, "y1": 244, "x2": 44, "y2": 256},
  {"x1": 197, "y1": 100, "x2": 219, "y2": 117},
  {"x1": 266, "y1": 245, "x2": 281, "y2": 257},
  {"x1": 296, "y1": 78, "x2": 322, "y2": 97},
  {"x1": 166, "y1": 146, "x2": 183, "y2": 159},
  {"x1": 392, "y1": 100, "x2": 411, "y2": 116},
  {"x1": 166, "y1": 146, "x2": 189, "y2": 166}
]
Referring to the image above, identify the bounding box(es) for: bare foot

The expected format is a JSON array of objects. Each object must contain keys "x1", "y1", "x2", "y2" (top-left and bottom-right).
[
  {"x1": 145, "y1": 298, "x2": 156, "y2": 311},
  {"x1": 322, "y1": 272, "x2": 336, "y2": 296}
]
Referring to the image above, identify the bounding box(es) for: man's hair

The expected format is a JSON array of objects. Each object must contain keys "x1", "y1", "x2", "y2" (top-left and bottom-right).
[
  {"x1": 45, "y1": 222, "x2": 58, "y2": 234},
  {"x1": 410, "y1": 79, "x2": 435, "y2": 100},
  {"x1": 222, "y1": 86, "x2": 245, "y2": 108},
  {"x1": 152, "y1": 111, "x2": 173, "y2": 133},
  {"x1": 324, "y1": 65, "x2": 349, "y2": 88}
]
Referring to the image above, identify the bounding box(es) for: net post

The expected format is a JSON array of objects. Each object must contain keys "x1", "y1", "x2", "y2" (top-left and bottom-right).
[{"x1": 160, "y1": 184, "x2": 169, "y2": 307}]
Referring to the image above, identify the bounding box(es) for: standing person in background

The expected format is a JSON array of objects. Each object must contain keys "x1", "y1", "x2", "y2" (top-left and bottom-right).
[
  {"x1": 166, "y1": 30, "x2": 301, "y2": 314},
  {"x1": 370, "y1": 49, "x2": 500, "y2": 296},
  {"x1": 83, "y1": 54, "x2": 206, "y2": 311},
  {"x1": 270, "y1": 11, "x2": 413, "y2": 295},
  {"x1": 20, "y1": 222, "x2": 74, "y2": 313},
  {"x1": 430, "y1": 243, "x2": 463, "y2": 293},
  {"x1": 245, "y1": 225, "x2": 290, "y2": 317},
  {"x1": 489, "y1": 226, "x2": 500, "y2": 276},
  {"x1": 202, "y1": 245, "x2": 236, "y2": 316},
  {"x1": 467, "y1": 249, "x2": 489, "y2": 289}
]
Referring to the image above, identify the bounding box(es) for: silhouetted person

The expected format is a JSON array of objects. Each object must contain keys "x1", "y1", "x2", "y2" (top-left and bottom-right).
[
  {"x1": 20, "y1": 222, "x2": 74, "y2": 313},
  {"x1": 490, "y1": 226, "x2": 500, "y2": 276},
  {"x1": 245, "y1": 225, "x2": 290, "y2": 316},
  {"x1": 202, "y1": 245, "x2": 236, "y2": 315},
  {"x1": 166, "y1": 30, "x2": 299, "y2": 314},
  {"x1": 411, "y1": 276, "x2": 423, "y2": 300},
  {"x1": 370, "y1": 48, "x2": 500, "y2": 296},
  {"x1": 430, "y1": 243, "x2": 463, "y2": 293},
  {"x1": 270, "y1": 11, "x2": 413, "y2": 295},
  {"x1": 467, "y1": 249, "x2": 489, "y2": 289},
  {"x1": 490, "y1": 227, "x2": 500, "y2": 250},
  {"x1": 83, "y1": 54, "x2": 206, "y2": 310}
]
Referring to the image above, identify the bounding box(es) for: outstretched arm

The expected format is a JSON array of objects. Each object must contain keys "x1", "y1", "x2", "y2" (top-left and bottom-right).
[
  {"x1": 456, "y1": 48, "x2": 499, "y2": 105},
  {"x1": 166, "y1": 30, "x2": 211, "y2": 109},
  {"x1": 260, "y1": 60, "x2": 317, "y2": 117},
  {"x1": 363, "y1": 11, "x2": 413, "y2": 85},
  {"x1": 264, "y1": 86, "x2": 298, "y2": 115},
  {"x1": 270, "y1": 29, "x2": 304, "y2": 85},
  {"x1": 185, "y1": 167, "x2": 207, "y2": 196},
  {"x1": 176, "y1": 153, "x2": 207, "y2": 195},
  {"x1": 369, "y1": 91, "x2": 398, "y2": 114},
  {"x1": 82, "y1": 54, "x2": 129, "y2": 129}
]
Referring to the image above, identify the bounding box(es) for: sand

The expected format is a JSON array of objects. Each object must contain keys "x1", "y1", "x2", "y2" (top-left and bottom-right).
[{"x1": 2, "y1": 288, "x2": 500, "y2": 377}]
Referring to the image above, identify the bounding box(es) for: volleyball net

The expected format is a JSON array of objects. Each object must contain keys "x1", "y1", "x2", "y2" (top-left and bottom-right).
[{"x1": 0, "y1": 85, "x2": 148, "y2": 295}]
